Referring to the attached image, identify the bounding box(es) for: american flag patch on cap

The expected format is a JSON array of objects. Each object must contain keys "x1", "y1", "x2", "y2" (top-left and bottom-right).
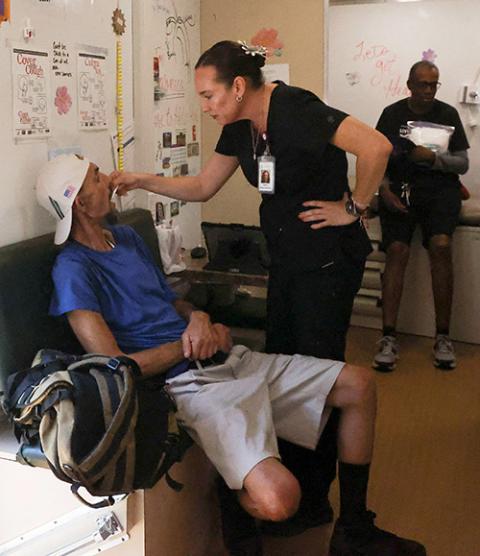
[{"x1": 64, "y1": 185, "x2": 76, "y2": 198}]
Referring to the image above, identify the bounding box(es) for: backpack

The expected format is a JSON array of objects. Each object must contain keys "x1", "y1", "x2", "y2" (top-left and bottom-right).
[{"x1": 1, "y1": 350, "x2": 192, "y2": 508}]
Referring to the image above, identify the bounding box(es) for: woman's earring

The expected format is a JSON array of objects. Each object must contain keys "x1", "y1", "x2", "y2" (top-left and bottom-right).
[{"x1": 235, "y1": 95, "x2": 243, "y2": 103}]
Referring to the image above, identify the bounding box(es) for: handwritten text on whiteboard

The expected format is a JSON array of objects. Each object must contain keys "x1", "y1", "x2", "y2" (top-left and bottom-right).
[{"x1": 353, "y1": 41, "x2": 409, "y2": 100}]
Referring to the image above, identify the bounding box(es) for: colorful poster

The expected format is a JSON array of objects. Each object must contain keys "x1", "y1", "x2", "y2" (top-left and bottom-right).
[
  {"x1": 77, "y1": 51, "x2": 107, "y2": 130},
  {"x1": 12, "y1": 47, "x2": 51, "y2": 139}
]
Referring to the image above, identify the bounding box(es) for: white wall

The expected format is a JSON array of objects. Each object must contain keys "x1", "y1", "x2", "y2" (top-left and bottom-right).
[{"x1": 0, "y1": 0, "x2": 133, "y2": 247}]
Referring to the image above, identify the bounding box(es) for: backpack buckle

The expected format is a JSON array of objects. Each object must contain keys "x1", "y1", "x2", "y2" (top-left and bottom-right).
[{"x1": 106, "y1": 358, "x2": 121, "y2": 371}]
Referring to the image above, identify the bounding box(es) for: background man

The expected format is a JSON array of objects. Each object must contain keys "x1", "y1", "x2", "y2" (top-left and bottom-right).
[{"x1": 374, "y1": 61, "x2": 469, "y2": 372}]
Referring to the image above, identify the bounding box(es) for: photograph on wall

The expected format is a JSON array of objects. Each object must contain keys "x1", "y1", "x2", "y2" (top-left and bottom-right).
[
  {"x1": 12, "y1": 47, "x2": 51, "y2": 139},
  {"x1": 77, "y1": 51, "x2": 107, "y2": 129}
]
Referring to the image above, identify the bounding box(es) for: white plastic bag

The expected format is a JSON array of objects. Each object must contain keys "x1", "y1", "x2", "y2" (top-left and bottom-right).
[
  {"x1": 156, "y1": 224, "x2": 186, "y2": 274},
  {"x1": 407, "y1": 121, "x2": 454, "y2": 153}
]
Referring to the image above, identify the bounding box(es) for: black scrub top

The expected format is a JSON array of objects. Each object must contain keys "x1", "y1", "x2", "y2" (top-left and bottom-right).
[{"x1": 216, "y1": 82, "x2": 372, "y2": 272}]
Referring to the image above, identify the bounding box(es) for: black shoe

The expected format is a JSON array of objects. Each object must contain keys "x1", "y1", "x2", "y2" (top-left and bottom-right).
[
  {"x1": 261, "y1": 497, "x2": 334, "y2": 537},
  {"x1": 329, "y1": 511, "x2": 426, "y2": 555}
]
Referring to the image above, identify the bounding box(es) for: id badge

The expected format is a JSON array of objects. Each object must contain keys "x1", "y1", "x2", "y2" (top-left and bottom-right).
[{"x1": 258, "y1": 155, "x2": 275, "y2": 194}]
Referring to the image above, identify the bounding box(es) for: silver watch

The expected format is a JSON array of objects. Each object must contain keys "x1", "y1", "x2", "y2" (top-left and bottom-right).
[{"x1": 345, "y1": 198, "x2": 368, "y2": 218}]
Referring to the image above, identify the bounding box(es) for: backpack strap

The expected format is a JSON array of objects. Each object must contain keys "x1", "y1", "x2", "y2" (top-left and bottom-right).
[
  {"x1": 71, "y1": 360, "x2": 138, "y2": 490},
  {"x1": 70, "y1": 484, "x2": 123, "y2": 509},
  {"x1": 13, "y1": 371, "x2": 73, "y2": 426},
  {"x1": 40, "y1": 397, "x2": 76, "y2": 482}
]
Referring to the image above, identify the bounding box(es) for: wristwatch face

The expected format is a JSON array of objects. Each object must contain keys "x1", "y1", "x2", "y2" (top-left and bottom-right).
[{"x1": 345, "y1": 198, "x2": 356, "y2": 216}]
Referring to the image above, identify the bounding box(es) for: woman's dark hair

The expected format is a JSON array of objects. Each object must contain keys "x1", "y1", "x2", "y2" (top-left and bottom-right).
[{"x1": 195, "y1": 40, "x2": 265, "y2": 89}]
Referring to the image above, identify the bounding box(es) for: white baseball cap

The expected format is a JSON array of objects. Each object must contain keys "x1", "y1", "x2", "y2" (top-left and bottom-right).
[{"x1": 36, "y1": 154, "x2": 90, "y2": 244}]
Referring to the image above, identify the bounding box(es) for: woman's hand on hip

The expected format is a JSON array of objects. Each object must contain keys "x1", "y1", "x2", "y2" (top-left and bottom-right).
[{"x1": 299, "y1": 193, "x2": 359, "y2": 229}]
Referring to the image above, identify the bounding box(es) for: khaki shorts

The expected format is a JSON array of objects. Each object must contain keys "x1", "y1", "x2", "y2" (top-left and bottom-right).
[{"x1": 167, "y1": 345, "x2": 344, "y2": 489}]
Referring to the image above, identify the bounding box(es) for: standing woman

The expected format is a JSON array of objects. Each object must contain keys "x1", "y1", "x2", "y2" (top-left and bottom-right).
[{"x1": 112, "y1": 40, "x2": 391, "y2": 553}]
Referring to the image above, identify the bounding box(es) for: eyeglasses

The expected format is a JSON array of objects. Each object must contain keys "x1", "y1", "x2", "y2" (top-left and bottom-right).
[{"x1": 412, "y1": 81, "x2": 442, "y2": 91}]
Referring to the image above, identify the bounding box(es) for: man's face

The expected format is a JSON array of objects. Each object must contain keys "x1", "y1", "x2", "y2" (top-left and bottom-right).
[
  {"x1": 407, "y1": 66, "x2": 440, "y2": 108},
  {"x1": 76, "y1": 163, "x2": 115, "y2": 219}
]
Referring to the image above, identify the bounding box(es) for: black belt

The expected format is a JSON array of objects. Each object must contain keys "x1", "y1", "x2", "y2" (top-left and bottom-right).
[{"x1": 188, "y1": 351, "x2": 228, "y2": 369}]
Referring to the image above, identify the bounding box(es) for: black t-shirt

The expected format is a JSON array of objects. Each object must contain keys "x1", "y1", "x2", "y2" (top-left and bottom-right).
[
  {"x1": 376, "y1": 98, "x2": 469, "y2": 192},
  {"x1": 216, "y1": 82, "x2": 372, "y2": 272}
]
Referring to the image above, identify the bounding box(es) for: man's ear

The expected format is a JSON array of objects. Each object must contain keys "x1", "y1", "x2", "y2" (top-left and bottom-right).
[{"x1": 73, "y1": 195, "x2": 86, "y2": 212}]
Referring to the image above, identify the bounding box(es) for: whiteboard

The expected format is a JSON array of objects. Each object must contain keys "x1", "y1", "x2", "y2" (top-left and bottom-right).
[
  {"x1": 327, "y1": 0, "x2": 480, "y2": 194},
  {"x1": 0, "y1": 0, "x2": 133, "y2": 246}
]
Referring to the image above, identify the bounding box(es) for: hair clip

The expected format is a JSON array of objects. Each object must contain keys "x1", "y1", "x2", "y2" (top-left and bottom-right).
[{"x1": 238, "y1": 40, "x2": 267, "y2": 58}]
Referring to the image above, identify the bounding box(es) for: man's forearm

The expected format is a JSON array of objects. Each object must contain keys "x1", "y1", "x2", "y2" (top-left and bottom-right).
[
  {"x1": 432, "y1": 150, "x2": 469, "y2": 175},
  {"x1": 67, "y1": 309, "x2": 186, "y2": 379},
  {"x1": 128, "y1": 340, "x2": 185, "y2": 378},
  {"x1": 174, "y1": 298, "x2": 198, "y2": 321}
]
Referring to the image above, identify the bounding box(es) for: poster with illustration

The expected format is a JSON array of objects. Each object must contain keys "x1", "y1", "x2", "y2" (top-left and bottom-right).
[
  {"x1": 152, "y1": 4, "x2": 201, "y2": 178},
  {"x1": 77, "y1": 50, "x2": 107, "y2": 129},
  {"x1": 12, "y1": 47, "x2": 51, "y2": 139}
]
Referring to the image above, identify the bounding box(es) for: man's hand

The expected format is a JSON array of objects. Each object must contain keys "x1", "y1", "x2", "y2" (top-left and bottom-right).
[
  {"x1": 380, "y1": 187, "x2": 408, "y2": 214},
  {"x1": 299, "y1": 193, "x2": 358, "y2": 229},
  {"x1": 409, "y1": 145, "x2": 435, "y2": 164},
  {"x1": 110, "y1": 171, "x2": 148, "y2": 196},
  {"x1": 182, "y1": 310, "x2": 219, "y2": 360},
  {"x1": 212, "y1": 323, "x2": 233, "y2": 354}
]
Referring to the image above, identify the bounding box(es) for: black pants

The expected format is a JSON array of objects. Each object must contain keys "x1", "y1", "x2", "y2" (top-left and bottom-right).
[
  {"x1": 218, "y1": 252, "x2": 366, "y2": 544},
  {"x1": 265, "y1": 253, "x2": 366, "y2": 517}
]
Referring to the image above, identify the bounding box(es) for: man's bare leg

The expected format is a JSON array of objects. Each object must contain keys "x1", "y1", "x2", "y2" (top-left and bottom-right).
[
  {"x1": 428, "y1": 234, "x2": 453, "y2": 333},
  {"x1": 382, "y1": 241, "x2": 410, "y2": 331},
  {"x1": 238, "y1": 457, "x2": 300, "y2": 521}
]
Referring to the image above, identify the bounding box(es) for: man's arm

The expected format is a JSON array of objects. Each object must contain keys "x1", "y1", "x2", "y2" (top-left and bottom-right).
[
  {"x1": 407, "y1": 145, "x2": 469, "y2": 174},
  {"x1": 68, "y1": 309, "x2": 185, "y2": 378},
  {"x1": 432, "y1": 150, "x2": 469, "y2": 174},
  {"x1": 68, "y1": 306, "x2": 233, "y2": 378}
]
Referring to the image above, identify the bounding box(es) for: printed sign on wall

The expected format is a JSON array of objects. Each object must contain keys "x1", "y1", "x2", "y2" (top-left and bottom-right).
[
  {"x1": 12, "y1": 47, "x2": 51, "y2": 139},
  {"x1": 77, "y1": 51, "x2": 107, "y2": 129}
]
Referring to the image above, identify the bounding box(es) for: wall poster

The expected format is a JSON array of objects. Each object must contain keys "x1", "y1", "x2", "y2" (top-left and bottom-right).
[
  {"x1": 77, "y1": 50, "x2": 107, "y2": 129},
  {"x1": 12, "y1": 47, "x2": 51, "y2": 139}
]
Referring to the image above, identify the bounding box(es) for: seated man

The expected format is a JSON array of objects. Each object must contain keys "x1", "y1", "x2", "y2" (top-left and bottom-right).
[{"x1": 36, "y1": 154, "x2": 426, "y2": 556}]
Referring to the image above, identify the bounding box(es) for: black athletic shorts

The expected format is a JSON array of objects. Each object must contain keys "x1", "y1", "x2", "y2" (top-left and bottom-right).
[{"x1": 379, "y1": 185, "x2": 462, "y2": 250}]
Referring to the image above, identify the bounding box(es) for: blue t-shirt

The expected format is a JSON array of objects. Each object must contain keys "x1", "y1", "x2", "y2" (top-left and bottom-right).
[{"x1": 50, "y1": 226, "x2": 188, "y2": 376}]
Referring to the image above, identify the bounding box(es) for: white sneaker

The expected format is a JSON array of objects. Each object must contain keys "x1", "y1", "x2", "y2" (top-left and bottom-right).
[
  {"x1": 433, "y1": 334, "x2": 456, "y2": 370},
  {"x1": 373, "y1": 335, "x2": 399, "y2": 372}
]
